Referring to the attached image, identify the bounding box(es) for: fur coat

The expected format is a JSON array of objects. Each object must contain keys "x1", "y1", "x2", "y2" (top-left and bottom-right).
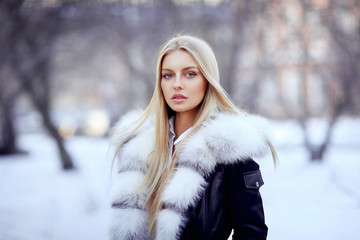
[{"x1": 109, "y1": 110, "x2": 270, "y2": 240}]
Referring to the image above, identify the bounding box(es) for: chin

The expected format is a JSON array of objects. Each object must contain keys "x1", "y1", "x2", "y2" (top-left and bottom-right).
[{"x1": 170, "y1": 108, "x2": 188, "y2": 113}]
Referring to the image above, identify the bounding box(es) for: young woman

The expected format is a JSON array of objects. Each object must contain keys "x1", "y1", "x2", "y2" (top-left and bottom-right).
[{"x1": 110, "y1": 35, "x2": 277, "y2": 240}]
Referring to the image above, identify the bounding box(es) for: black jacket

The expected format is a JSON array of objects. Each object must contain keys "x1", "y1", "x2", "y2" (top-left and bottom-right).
[
  {"x1": 110, "y1": 111, "x2": 270, "y2": 240},
  {"x1": 180, "y1": 160, "x2": 267, "y2": 240}
]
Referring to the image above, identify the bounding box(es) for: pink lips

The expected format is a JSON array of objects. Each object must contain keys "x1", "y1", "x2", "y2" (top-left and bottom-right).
[{"x1": 171, "y1": 94, "x2": 187, "y2": 103}]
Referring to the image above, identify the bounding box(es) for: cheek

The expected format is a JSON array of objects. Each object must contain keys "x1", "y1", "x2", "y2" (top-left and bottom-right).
[
  {"x1": 160, "y1": 81, "x2": 167, "y2": 95},
  {"x1": 161, "y1": 81, "x2": 171, "y2": 101},
  {"x1": 203, "y1": 80, "x2": 208, "y2": 92},
  {"x1": 199, "y1": 79, "x2": 208, "y2": 97}
]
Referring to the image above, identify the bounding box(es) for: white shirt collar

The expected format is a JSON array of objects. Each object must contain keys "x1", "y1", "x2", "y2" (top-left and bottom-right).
[{"x1": 169, "y1": 116, "x2": 192, "y2": 147}]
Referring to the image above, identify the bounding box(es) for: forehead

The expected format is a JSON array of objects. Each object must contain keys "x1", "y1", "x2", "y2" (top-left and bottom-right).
[{"x1": 162, "y1": 49, "x2": 198, "y2": 70}]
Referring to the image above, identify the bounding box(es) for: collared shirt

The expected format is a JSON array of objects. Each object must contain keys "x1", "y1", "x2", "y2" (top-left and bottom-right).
[{"x1": 169, "y1": 116, "x2": 192, "y2": 156}]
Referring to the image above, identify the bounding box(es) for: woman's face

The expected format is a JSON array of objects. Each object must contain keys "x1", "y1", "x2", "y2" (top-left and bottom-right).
[{"x1": 161, "y1": 49, "x2": 208, "y2": 117}]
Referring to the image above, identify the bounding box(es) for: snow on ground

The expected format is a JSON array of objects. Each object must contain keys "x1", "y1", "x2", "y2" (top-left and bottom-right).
[
  {"x1": 0, "y1": 118, "x2": 359, "y2": 240},
  {"x1": 261, "y1": 117, "x2": 360, "y2": 240},
  {"x1": 0, "y1": 135, "x2": 111, "y2": 240}
]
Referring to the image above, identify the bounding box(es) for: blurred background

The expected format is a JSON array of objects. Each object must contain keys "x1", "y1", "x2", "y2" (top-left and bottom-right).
[{"x1": 0, "y1": 0, "x2": 359, "y2": 239}]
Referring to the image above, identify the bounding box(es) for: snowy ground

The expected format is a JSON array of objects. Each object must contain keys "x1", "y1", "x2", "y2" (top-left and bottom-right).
[{"x1": 0, "y1": 118, "x2": 359, "y2": 240}]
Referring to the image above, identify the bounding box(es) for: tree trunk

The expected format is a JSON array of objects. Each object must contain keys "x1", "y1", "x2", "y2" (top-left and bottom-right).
[
  {"x1": 0, "y1": 95, "x2": 22, "y2": 155},
  {"x1": 28, "y1": 78, "x2": 75, "y2": 170},
  {"x1": 6, "y1": 3, "x2": 75, "y2": 169},
  {"x1": 40, "y1": 107, "x2": 74, "y2": 170},
  {"x1": 15, "y1": 69, "x2": 75, "y2": 170}
]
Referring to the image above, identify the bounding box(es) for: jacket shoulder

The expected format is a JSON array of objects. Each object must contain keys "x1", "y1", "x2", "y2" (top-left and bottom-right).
[
  {"x1": 179, "y1": 112, "x2": 271, "y2": 170},
  {"x1": 224, "y1": 159, "x2": 264, "y2": 190},
  {"x1": 205, "y1": 112, "x2": 270, "y2": 162}
]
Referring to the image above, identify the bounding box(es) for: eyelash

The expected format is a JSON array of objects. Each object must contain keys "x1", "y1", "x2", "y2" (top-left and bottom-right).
[
  {"x1": 162, "y1": 72, "x2": 197, "y2": 79},
  {"x1": 162, "y1": 73, "x2": 173, "y2": 79},
  {"x1": 186, "y1": 72, "x2": 196, "y2": 78}
]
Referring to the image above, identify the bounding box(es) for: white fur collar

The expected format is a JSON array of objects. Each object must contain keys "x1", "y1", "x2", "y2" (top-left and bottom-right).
[{"x1": 109, "y1": 110, "x2": 270, "y2": 240}]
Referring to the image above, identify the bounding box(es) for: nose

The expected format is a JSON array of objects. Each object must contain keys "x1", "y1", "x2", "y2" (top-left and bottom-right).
[{"x1": 173, "y1": 75, "x2": 183, "y2": 90}]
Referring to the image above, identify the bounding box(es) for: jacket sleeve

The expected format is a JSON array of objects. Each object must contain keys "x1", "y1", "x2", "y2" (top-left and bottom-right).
[{"x1": 226, "y1": 159, "x2": 268, "y2": 240}]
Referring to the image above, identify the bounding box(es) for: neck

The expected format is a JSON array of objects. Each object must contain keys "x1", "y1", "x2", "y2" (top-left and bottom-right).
[{"x1": 174, "y1": 110, "x2": 197, "y2": 138}]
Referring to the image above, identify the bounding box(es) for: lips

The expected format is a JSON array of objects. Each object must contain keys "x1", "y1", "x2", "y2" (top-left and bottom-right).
[
  {"x1": 171, "y1": 94, "x2": 187, "y2": 100},
  {"x1": 171, "y1": 94, "x2": 187, "y2": 103}
]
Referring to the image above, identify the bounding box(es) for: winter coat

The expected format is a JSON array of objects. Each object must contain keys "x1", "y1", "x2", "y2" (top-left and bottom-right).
[{"x1": 110, "y1": 111, "x2": 270, "y2": 240}]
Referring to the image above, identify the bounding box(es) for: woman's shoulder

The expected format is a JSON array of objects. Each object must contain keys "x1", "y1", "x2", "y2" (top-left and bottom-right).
[
  {"x1": 176, "y1": 112, "x2": 272, "y2": 178},
  {"x1": 185, "y1": 111, "x2": 271, "y2": 164}
]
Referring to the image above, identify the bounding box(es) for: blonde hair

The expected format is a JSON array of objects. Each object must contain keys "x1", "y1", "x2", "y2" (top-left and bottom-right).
[{"x1": 113, "y1": 35, "x2": 277, "y2": 237}]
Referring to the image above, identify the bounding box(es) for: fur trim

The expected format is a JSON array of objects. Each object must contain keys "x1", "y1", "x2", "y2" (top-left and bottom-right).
[
  {"x1": 110, "y1": 111, "x2": 271, "y2": 239},
  {"x1": 110, "y1": 208, "x2": 149, "y2": 240},
  {"x1": 111, "y1": 110, "x2": 155, "y2": 174},
  {"x1": 155, "y1": 209, "x2": 184, "y2": 240},
  {"x1": 110, "y1": 109, "x2": 153, "y2": 149},
  {"x1": 110, "y1": 171, "x2": 147, "y2": 209},
  {"x1": 162, "y1": 167, "x2": 207, "y2": 212},
  {"x1": 202, "y1": 112, "x2": 269, "y2": 163}
]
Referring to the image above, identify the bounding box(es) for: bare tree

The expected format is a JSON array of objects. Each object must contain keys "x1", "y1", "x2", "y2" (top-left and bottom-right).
[
  {"x1": 1, "y1": 0, "x2": 74, "y2": 169},
  {"x1": 0, "y1": 1, "x2": 23, "y2": 155},
  {"x1": 314, "y1": 0, "x2": 360, "y2": 159},
  {"x1": 273, "y1": 0, "x2": 360, "y2": 160}
]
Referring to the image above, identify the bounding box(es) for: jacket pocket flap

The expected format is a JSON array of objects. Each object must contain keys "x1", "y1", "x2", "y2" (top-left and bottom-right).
[{"x1": 243, "y1": 170, "x2": 264, "y2": 189}]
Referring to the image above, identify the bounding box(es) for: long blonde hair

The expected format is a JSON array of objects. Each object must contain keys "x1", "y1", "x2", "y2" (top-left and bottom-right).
[{"x1": 113, "y1": 35, "x2": 277, "y2": 236}]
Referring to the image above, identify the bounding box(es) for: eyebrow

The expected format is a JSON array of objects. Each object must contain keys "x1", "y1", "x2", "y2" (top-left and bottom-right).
[{"x1": 162, "y1": 66, "x2": 198, "y2": 72}]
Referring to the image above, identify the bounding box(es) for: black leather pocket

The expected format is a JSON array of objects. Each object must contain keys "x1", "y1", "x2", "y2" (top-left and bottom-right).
[{"x1": 243, "y1": 170, "x2": 264, "y2": 189}]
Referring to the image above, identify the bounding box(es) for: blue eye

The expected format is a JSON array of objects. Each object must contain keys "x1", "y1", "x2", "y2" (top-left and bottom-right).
[
  {"x1": 186, "y1": 72, "x2": 196, "y2": 78},
  {"x1": 163, "y1": 73, "x2": 173, "y2": 79}
]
